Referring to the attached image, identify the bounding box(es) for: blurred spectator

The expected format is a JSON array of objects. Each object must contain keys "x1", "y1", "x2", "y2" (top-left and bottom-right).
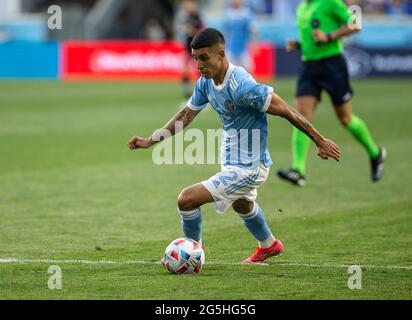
[
  {"x1": 273, "y1": 0, "x2": 300, "y2": 21},
  {"x1": 144, "y1": 18, "x2": 166, "y2": 40},
  {"x1": 248, "y1": 0, "x2": 274, "y2": 14},
  {"x1": 346, "y1": 0, "x2": 362, "y2": 7},
  {"x1": 361, "y1": 0, "x2": 385, "y2": 15},
  {"x1": 383, "y1": 0, "x2": 412, "y2": 15},
  {"x1": 346, "y1": 0, "x2": 412, "y2": 16}
]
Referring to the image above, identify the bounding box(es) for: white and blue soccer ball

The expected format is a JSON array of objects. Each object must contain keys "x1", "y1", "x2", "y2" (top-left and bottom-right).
[{"x1": 162, "y1": 238, "x2": 205, "y2": 274}]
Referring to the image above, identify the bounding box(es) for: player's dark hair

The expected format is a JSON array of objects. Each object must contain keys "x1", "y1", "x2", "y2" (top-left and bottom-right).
[{"x1": 191, "y1": 28, "x2": 225, "y2": 50}]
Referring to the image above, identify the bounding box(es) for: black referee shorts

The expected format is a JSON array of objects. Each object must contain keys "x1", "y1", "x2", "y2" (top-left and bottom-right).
[{"x1": 296, "y1": 54, "x2": 354, "y2": 107}]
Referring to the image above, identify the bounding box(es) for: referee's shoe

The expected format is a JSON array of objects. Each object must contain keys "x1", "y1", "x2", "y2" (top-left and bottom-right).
[
  {"x1": 371, "y1": 147, "x2": 387, "y2": 182},
  {"x1": 277, "y1": 169, "x2": 306, "y2": 187}
]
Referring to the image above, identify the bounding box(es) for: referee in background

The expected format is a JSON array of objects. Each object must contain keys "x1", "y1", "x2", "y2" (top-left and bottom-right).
[{"x1": 277, "y1": 0, "x2": 386, "y2": 187}]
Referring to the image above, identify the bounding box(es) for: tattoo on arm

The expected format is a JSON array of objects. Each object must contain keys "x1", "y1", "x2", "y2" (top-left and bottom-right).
[
  {"x1": 285, "y1": 108, "x2": 324, "y2": 145},
  {"x1": 150, "y1": 107, "x2": 198, "y2": 144},
  {"x1": 164, "y1": 107, "x2": 197, "y2": 135},
  {"x1": 266, "y1": 94, "x2": 325, "y2": 146}
]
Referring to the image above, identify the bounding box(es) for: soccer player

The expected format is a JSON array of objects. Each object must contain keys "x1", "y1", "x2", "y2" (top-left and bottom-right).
[
  {"x1": 277, "y1": 0, "x2": 386, "y2": 187},
  {"x1": 223, "y1": 0, "x2": 256, "y2": 70},
  {"x1": 128, "y1": 28, "x2": 340, "y2": 263},
  {"x1": 179, "y1": 0, "x2": 204, "y2": 99}
]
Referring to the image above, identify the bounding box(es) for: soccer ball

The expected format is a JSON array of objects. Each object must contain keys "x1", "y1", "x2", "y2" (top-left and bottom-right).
[{"x1": 161, "y1": 238, "x2": 205, "y2": 274}]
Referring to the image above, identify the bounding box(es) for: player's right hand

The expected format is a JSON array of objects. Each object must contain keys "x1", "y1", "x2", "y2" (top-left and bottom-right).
[
  {"x1": 128, "y1": 136, "x2": 152, "y2": 150},
  {"x1": 286, "y1": 40, "x2": 299, "y2": 52},
  {"x1": 316, "y1": 138, "x2": 341, "y2": 162}
]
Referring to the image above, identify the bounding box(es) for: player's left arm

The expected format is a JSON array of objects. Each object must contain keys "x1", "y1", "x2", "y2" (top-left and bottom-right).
[
  {"x1": 313, "y1": 0, "x2": 360, "y2": 43},
  {"x1": 266, "y1": 93, "x2": 341, "y2": 161},
  {"x1": 313, "y1": 24, "x2": 359, "y2": 43}
]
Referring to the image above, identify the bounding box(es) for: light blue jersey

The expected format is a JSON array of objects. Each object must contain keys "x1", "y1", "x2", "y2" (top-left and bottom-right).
[
  {"x1": 223, "y1": 7, "x2": 254, "y2": 56},
  {"x1": 188, "y1": 63, "x2": 273, "y2": 168}
]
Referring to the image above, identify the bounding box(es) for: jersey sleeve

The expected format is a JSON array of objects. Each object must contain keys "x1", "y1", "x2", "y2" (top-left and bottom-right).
[
  {"x1": 187, "y1": 78, "x2": 209, "y2": 111},
  {"x1": 234, "y1": 75, "x2": 273, "y2": 113},
  {"x1": 330, "y1": 0, "x2": 352, "y2": 25}
]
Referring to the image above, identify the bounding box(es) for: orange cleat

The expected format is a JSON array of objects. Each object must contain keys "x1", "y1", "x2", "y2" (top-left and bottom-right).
[{"x1": 243, "y1": 240, "x2": 284, "y2": 264}]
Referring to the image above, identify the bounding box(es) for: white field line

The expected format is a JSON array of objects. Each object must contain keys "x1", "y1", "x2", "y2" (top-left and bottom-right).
[{"x1": 0, "y1": 258, "x2": 411, "y2": 270}]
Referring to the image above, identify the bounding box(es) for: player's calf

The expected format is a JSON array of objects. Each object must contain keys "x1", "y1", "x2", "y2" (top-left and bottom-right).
[
  {"x1": 235, "y1": 201, "x2": 282, "y2": 263},
  {"x1": 177, "y1": 184, "x2": 215, "y2": 244}
]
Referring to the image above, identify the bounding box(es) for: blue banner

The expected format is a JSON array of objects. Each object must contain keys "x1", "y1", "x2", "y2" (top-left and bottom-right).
[
  {"x1": 275, "y1": 47, "x2": 412, "y2": 78},
  {"x1": 0, "y1": 41, "x2": 59, "y2": 79}
]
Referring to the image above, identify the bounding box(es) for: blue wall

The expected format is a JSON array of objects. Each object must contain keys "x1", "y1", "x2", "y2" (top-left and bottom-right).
[{"x1": 0, "y1": 41, "x2": 59, "y2": 78}]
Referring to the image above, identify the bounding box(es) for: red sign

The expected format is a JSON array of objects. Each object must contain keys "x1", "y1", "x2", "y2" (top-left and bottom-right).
[
  {"x1": 250, "y1": 43, "x2": 276, "y2": 82},
  {"x1": 62, "y1": 40, "x2": 274, "y2": 81}
]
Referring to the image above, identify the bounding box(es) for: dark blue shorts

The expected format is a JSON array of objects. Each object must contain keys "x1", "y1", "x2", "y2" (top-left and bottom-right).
[{"x1": 296, "y1": 54, "x2": 354, "y2": 107}]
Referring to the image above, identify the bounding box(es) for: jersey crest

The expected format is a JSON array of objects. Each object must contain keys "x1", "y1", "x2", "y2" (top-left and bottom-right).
[{"x1": 224, "y1": 100, "x2": 236, "y2": 112}]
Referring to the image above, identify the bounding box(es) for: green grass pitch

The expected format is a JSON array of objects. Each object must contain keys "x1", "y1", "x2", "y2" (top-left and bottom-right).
[{"x1": 0, "y1": 79, "x2": 411, "y2": 299}]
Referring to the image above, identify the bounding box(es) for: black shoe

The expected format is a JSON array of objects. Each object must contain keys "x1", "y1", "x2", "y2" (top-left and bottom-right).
[
  {"x1": 277, "y1": 169, "x2": 306, "y2": 186},
  {"x1": 371, "y1": 147, "x2": 387, "y2": 182}
]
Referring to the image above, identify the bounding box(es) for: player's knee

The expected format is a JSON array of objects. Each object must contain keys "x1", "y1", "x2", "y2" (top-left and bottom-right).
[
  {"x1": 232, "y1": 199, "x2": 254, "y2": 215},
  {"x1": 177, "y1": 188, "x2": 196, "y2": 211}
]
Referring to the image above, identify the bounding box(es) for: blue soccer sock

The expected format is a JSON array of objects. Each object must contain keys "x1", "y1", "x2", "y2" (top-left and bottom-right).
[
  {"x1": 178, "y1": 208, "x2": 202, "y2": 244},
  {"x1": 238, "y1": 202, "x2": 275, "y2": 248}
]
